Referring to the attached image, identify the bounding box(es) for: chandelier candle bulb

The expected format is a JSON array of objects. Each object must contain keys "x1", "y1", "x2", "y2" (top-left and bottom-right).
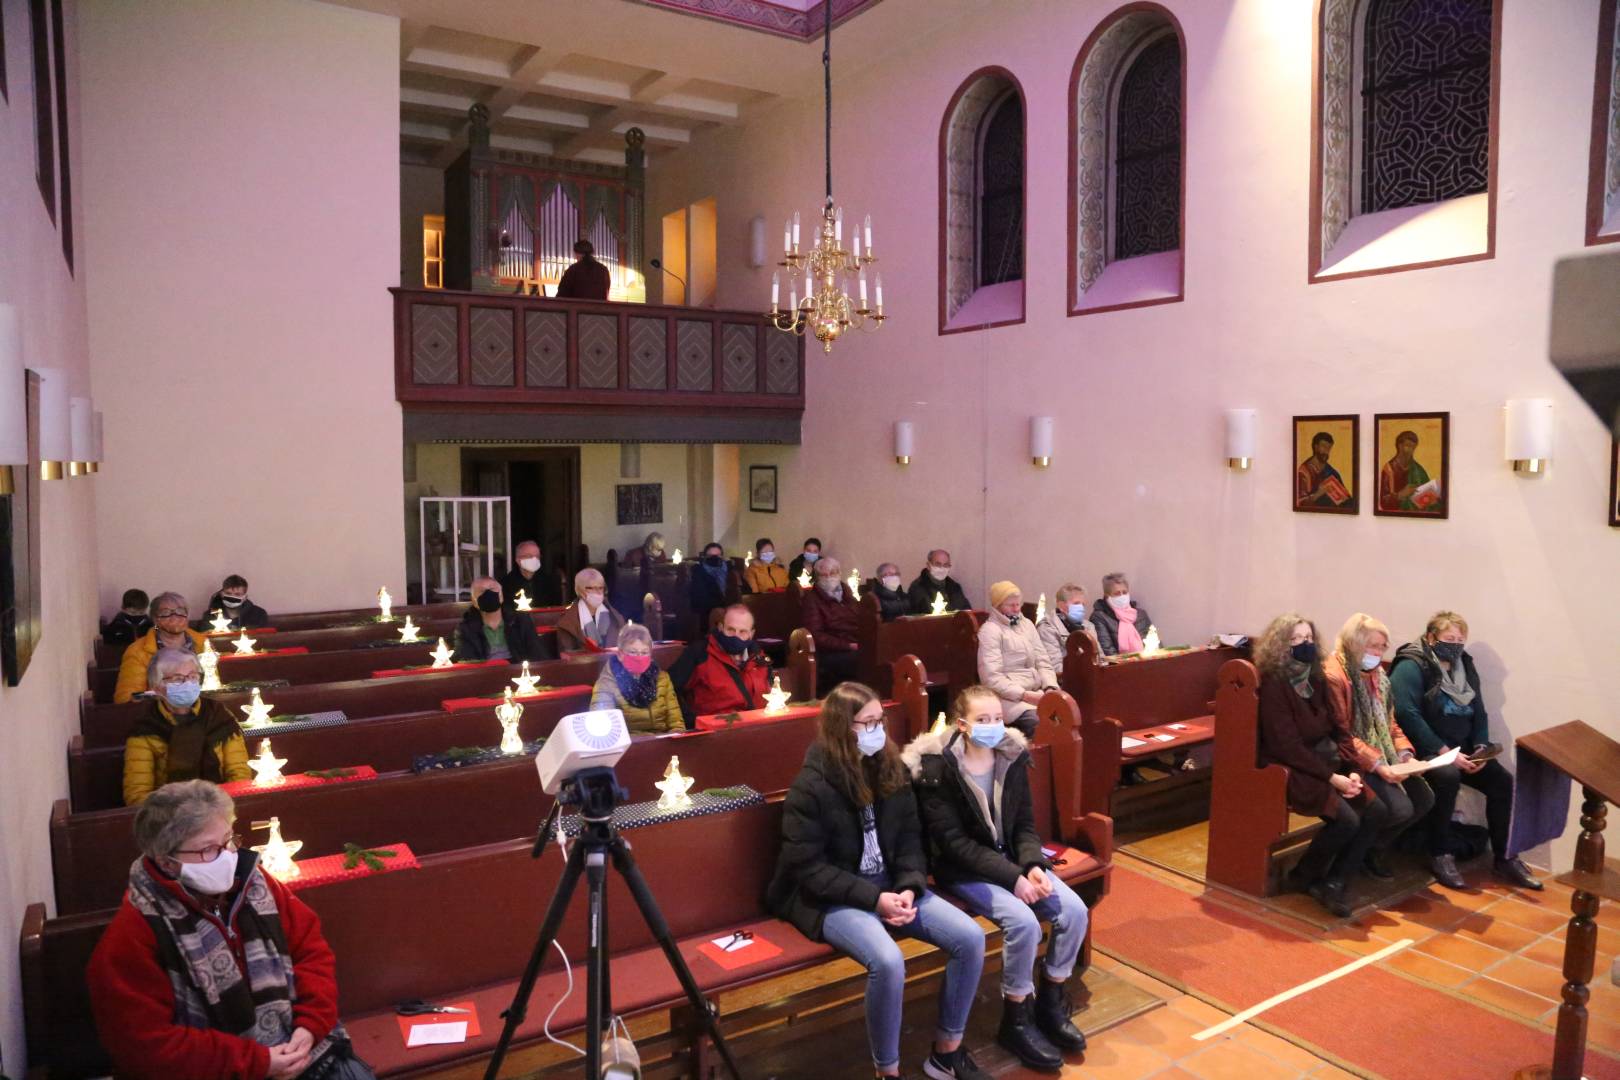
[
  {"x1": 784, "y1": 220, "x2": 791, "y2": 254},
  {"x1": 875, "y1": 273, "x2": 884, "y2": 315},
  {"x1": 834, "y1": 205, "x2": 842, "y2": 244},
  {"x1": 792, "y1": 211, "x2": 800, "y2": 250},
  {"x1": 864, "y1": 214, "x2": 873, "y2": 254},
  {"x1": 859, "y1": 270, "x2": 868, "y2": 308},
  {"x1": 771, "y1": 272, "x2": 780, "y2": 313},
  {"x1": 853, "y1": 233, "x2": 861, "y2": 259}
]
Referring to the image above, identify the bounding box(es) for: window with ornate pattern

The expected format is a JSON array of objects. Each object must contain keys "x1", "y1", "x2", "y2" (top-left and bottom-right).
[{"x1": 940, "y1": 68, "x2": 1025, "y2": 333}]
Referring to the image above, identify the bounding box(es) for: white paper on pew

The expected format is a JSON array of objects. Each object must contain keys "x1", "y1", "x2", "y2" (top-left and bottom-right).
[
  {"x1": 407, "y1": 1021, "x2": 468, "y2": 1047},
  {"x1": 1121, "y1": 736, "x2": 1147, "y2": 748},
  {"x1": 1168, "y1": 723, "x2": 1189, "y2": 731},
  {"x1": 711, "y1": 934, "x2": 755, "y2": 953},
  {"x1": 1384, "y1": 746, "x2": 1460, "y2": 778},
  {"x1": 1149, "y1": 734, "x2": 1175, "y2": 742}
]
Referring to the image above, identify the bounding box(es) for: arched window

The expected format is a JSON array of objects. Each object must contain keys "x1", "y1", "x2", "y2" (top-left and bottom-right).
[
  {"x1": 1588, "y1": 0, "x2": 1620, "y2": 246},
  {"x1": 939, "y1": 68, "x2": 1025, "y2": 334},
  {"x1": 1312, "y1": 0, "x2": 1500, "y2": 280},
  {"x1": 1069, "y1": 5, "x2": 1185, "y2": 316}
]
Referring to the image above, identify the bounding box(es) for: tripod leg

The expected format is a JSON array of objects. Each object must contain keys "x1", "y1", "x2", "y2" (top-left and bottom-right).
[
  {"x1": 609, "y1": 837, "x2": 746, "y2": 1080},
  {"x1": 584, "y1": 851, "x2": 608, "y2": 1080},
  {"x1": 483, "y1": 838, "x2": 588, "y2": 1080}
]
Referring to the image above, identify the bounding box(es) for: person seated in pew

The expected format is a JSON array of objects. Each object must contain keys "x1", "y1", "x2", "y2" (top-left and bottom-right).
[
  {"x1": 787, "y1": 536, "x2": 823, "y2": 584},
  {"x1": 1255, "y1": 613, "x2": 1388, "y2": 918},
  {"x1": 125, "y1": 649, "x2": 252, "y2": 806},
  {"x1": 690, "y1": 541, "x2": 731, "y2": 631},
  {"x1": 1322, "y1": 613, "x2": 1436, "y2": 880},
  {"x1": 802, "y1": 554, "x2": 862, "y2": 693},
  {"x1": 1089, "y1": 572, "x2": 1159, "y2": 656},
  {"x1": 871, "y1": 562, "x2": 911, "y2": 622},
  {"x1": 115, "y1": 591, "x2": 210, "y2": 704},
  {"x1": 88, "y1": 780, "x2": 370, "y2": 1080},
  {"x1": 1036, "y1": 582, "x2": 1099, "y2": 675},
  {"x1": 905, "y1": 549, "x2": 971, "y2": 615},
  {"x1": 452, "y1": 576, "x2": 549, "y2": 663},
  {"x1": 1391, "y1": 611, "x2": 1542, "y2": 891},
  {"x1": 977, "y1": 582, "x2": 1059, "y2": 740},
  {"x1": 103, "y1": 587, "x2": 153, "y2": 646},
  {"x1": 201, "y1": 574, "x2": 270, "y2": 632},
  {"x1": 902, "y1": 685, "x2": 1089, "y2": 1070},
  {"x1": 768, "y1": 683, "x2": 992, "y2": 1080},
  {"x1": 499, "y1": 539, "x2": 561, "y2": 610},
  {"x1": 668, "y1": 603, "x2": 772, "y2": 722},
  {"x1": 554, "y1": 567, "x2": 628, "y2": 652},
  {"x1": 744, "y1": 536, "x2": 790, "y2": 592},
  {"x1": 591, "y1": 623, "x2": 683, "y2": 734},
  {"x1": 622, "y1": 530, "x2": 668, "y2": 569}
]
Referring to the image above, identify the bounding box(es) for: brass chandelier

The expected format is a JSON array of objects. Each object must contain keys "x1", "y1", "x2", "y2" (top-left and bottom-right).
[{"x1": 767, "y1": 0, "x2": 885, "y2": 352}]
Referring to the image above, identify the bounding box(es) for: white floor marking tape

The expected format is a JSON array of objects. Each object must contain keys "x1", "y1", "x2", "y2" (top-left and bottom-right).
[{"x1": 1192, "y1": 937, "x2": 1415, "y2": 1041}]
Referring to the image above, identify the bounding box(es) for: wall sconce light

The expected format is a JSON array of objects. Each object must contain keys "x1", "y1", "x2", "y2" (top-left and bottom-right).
[
  {"x1": 0, "y1": 305, "x2": 23, "y2": 496},
  {"x1": 70, "y1": 397, "x2": 93, "y2": 477},
  {"x1": 90, "y1": 411, "x2": 104, "y2": 473},
  {"x1": 620, "y1": 441, "x2": 641, "y2": 479},
  {"x1": 1225, "y1": 408, "x2": 1257, "y2": 471},
  {"x1": 1504, "y1": 397, "x2": 1553, "y2": 475},
  {"x1": 35, "y1": 366, "x2": 69, "y2": 480},
  {"x1": 1030, "y1": 416, "x2": 1054, "y2": 468},
  {"x1": 749, "y1": 215, "x2": 768, "y2": 268},
  {"x1": 894, "y1": 420, "x2": 914, "y2": 465}
]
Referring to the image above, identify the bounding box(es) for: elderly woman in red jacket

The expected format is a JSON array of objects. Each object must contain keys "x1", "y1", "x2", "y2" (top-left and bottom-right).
[{"x1": 88, "y1": 780, "x2": 370, "y2": 1080}]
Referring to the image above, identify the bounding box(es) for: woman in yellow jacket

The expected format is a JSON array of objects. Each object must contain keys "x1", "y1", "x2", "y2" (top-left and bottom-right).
[
  {"x1": 113, "y1": 591, "x2": 210, "y2": 704},
  {"x1": 589, "y1": 624, "x2": 684, "y2": 734},
  {"x1": 743, "y1": 537, "x2": 789, "y2": 593},
  {"x1": 124, "y1": 649, "x2": 252, "y2": 805}
]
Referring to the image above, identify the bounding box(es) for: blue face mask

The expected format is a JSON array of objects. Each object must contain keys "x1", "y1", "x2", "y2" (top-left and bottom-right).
[
  {"x1": 165, "y1": 680, "x2": 202, "y2": 709},
  {"x1": 969, "y1": 721, "x2": 1005, "y2": 748},
  {"x1": 1360, "y1": 652, "x2": 1383, "y2": 671},
  {"x1": 802, "y1": 552, "x2": 819, "y2": 564},
  {"x1": 856, "y1": 725, "x2": 887, "y2": 757},
  {"x1": 1066, "y1": 604, "x2": 1087, "y2": 622}
]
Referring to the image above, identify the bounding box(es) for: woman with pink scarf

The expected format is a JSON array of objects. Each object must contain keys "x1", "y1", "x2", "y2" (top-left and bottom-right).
[{"x1": 1089, "y1": 572, "x2": 1159, "y2": 656}]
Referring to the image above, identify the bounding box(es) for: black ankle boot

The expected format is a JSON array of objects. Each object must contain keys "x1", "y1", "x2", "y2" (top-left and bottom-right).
[
  {"x1": 1308, "y1": 878, "x2": 1352, "y2": 918},
  {"x1": 1363, "y1": 848, "x2": 1395, "y2": 880},
  {"x1": 996, "y1": 996, "x2": 1063, "y2": 1071},
  {"x1": 1034, "y1": 972, "x2": 1088, "y2": 1053}
]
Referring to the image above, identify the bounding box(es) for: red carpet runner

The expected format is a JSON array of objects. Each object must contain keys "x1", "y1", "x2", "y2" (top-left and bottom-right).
[{"x1": 1094, "y1": 866, "x2": 1620, "y2": 1080}]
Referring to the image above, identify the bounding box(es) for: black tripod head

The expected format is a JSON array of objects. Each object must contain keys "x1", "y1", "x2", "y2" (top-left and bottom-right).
[{"x1": 559, "y1": 766, "x2": 629, "y2": 822}]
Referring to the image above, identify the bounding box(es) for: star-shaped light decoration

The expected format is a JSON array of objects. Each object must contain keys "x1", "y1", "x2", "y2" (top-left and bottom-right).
[
  {"x1": 656, "y1": 755, "x2": 696, "y2": 812},
  {"x1": 240, "y1": 687, "x2": 275, "y2": 728},
  {"x1": 929, "y1": 711, "x2": 950, "y2": 736},
  {"x1": 251, "y1": 816, "x2": 303, "y2": 879},
  {"x1": 1035, "y1": 593, "x2": 1047, "y2": 624},
  {"x1": 797, "y1": 568, "x2": 813, "y2": 589},
  {"x1": 762, "y1": 675, "x2": 791, "y2": 714},
  {"x1": 1142, "y1": 626, "x2": 1163, "y2": 655},
  {"x1": 671, "y1": 548, "x2": 684, "y2": 564},
  {"x1": 207, "y1": 609, "x2": 233, "y2": 635},
  {"x1": 248, "y1": 738, "x2": 288, "y2": 786},
  {"x1": 496, "y1": 687, "x2": 525, "y2": 754},
  {"x1": 231, "y1": 631, "x2": 258, "y2": 656},
  {"x1": 512, "y1": 660, "x2": 541, "y2": 696},
  {"x1": 930, "y1": 591, "x2": 948, "y2": 616},
  {"x1": 430, "y1": 637, "x2": 455, "y2": 669},
  {"x1": 377, "y1": 586, "x2": 394, "y2": 622},
  {"x1": 513, "y1": 589, "x2": 533, "y2": 612},
  {"x1": 198, "y1": 639, "x2": 223, "y2": 691},
  {"x1": 398, "y1": 615, "x2": 422, "y2": 643},
  {"x1": 847, "y1": 569, "x2": 861, "y2": 600}
]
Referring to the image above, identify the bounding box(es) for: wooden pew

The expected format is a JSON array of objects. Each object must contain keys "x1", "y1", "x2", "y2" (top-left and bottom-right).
[
  {"x1": 741, "y1": 586, "x2": 803, "y2": 642},
  {"x1": 1059, "y1": 632, "x2": 1243, "y2": 820},
  {"x1": 1204, "y1": 659, "x2": 1318, "y2": 896},
  {"x1": 79, "y1": 645, "x2": 685, "y2": 750},
  {"x1": 854, "y1": 597, "x2": 979, "y2": 697}
]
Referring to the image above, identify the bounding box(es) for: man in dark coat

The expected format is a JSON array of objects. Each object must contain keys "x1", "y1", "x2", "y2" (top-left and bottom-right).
[
  {"x1": 452, "y1": 577, "x2": 549, "y2": 662},
  {"x1": 554, "y1": 239, "x2": 611, "y2": 300},
  {"x1": 905, "y1": 549, "x2": 971, "y2": 614}
]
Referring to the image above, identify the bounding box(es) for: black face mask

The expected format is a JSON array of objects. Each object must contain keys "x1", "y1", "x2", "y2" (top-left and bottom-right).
[
  {"x1": 1431, "y1": 641, "x2": 1464, "y2": 663},
  {"x1": 1290, "y1": 641, "x2": 1318, "y2": 665},
  {"x1": 703, "y1": 555, "x2": 725, "y2": 567},
  {"x1": 714, "y1": 630, "x2": 750, "y2": 655},
  {"x1": 220, "y1": 595, "x2": 245, "y2": 608},
  {"x1": 476, "y1": 589, "x2": 503, "y2": 613}
]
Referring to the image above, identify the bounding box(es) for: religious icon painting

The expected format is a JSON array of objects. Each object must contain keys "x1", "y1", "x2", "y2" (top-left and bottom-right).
[
  {"x1": 1609, "y1": 437, "x2": 1619, "y2": 528},
  {"x1": 1373, "y1": 412, "x2": 1450, "y2": 520},
  {"x1": 749, "y1": 465, "x2": 778, "y2": 514},
  {"x1": 1291, "y1": 415, "x2": 1360, "y2": 515}
]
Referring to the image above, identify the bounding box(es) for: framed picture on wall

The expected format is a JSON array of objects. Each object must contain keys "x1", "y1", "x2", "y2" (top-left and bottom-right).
[
  {"x1": 1373, "y1": 412, "x2": 1449, "y2": 519},
  {"x1": 749, "y1": 465, "x2": 778, "y2": 513},
  {"x1": 1292, "y1": 414, "x2": 1359, "y2": 514},
  {"x1": 1609, "y1": 437, "x2": 1619, "y2": 528},
  {"x1": 616, "y1": 483, "x2": 663, "y2": 526}
]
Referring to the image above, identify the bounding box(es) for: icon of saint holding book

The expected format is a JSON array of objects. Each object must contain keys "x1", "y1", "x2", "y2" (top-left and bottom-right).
[
  {"x1": 1296, "y1": 431, "x2": 1351, "y2": 509},
  {"x1": 1379, "y1": 429, "x2": 1442, "y2": 513}
]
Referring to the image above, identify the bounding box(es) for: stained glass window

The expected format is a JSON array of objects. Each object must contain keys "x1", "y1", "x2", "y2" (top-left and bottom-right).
[
  {"x1": 1114, "y1": 35, "x2": 1181, "y2": 260},
  {"x1": 1360, "y1": 0, "x2": 1492, "y2": 213},
  {"x1": 977, "y1": 91, "x2": 1023, "y2": 287}
]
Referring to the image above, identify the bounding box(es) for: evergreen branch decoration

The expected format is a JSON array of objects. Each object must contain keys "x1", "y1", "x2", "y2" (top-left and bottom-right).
[
  {"x1": 307, "y1": 767, "x2": 358, "y2": 780},
  {"x1": 341, "y1": 843, "x2": 399, "y2": 872},
  {"x1": 699, "y1": 786, "x2": 749, "y2": 799}
]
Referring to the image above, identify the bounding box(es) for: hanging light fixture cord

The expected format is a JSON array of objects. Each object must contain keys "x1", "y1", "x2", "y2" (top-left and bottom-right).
[{"x1": 823, "y1": 0, "x2": 833, "y2": 201}]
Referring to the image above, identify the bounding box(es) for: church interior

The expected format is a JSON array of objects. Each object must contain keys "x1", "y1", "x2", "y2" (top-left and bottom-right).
[{"x1": 3, "y1": 0, "x2": 1620, "y2": 1077}]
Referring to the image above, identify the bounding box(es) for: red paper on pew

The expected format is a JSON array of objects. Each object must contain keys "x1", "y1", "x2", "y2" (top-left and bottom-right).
[
  {"x1": 697, "y1": 933, "x2": 784, "y2": 971},
  {"x1": 279, "y1": 842, "x2": 419, "y2": 893},
  {"x1": 219, "y1": 766, "x2": 379, "y2": 797},
  {"x1": 396, "y1": 1002, "x2": 481, "y2": 1046},
  {"x1": 206, "y1": 626, "x2": 277, "y2": 637},
  {"x1": 694, "y1": 704, "x2": 821, "y2": 731},
  {"x1": 439, "y1": 684, "x2": 592, "y2": 713},
  {"x1": 371, "y1": 659, "x2": 506, "y2": 679},
  {"x1": 219, "y1": 646, "x2": 310, "y2": 661},
  {"x1": 534, "y1": 625, "x2": 556, "y2": 634}
]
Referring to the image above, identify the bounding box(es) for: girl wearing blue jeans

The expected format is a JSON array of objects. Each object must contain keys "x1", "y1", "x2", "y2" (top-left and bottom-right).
[
  {"x1": 903, "y1": 685, "x2": 1090, "y2": 1071},
  {"x1": 767, "y1": 682, "x2": 991, "y2": 1080}
]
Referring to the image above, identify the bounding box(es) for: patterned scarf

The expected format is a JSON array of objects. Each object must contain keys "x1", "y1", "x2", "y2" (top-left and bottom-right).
[
  {"x1": 1347, "y1": 662, "x2": 1400, "y2": 765},
  {"x1": 126, "y1": 857, "x2": 342, "y2": 1061},
  {"x1": 1285, "y1": 658, "x2": 1315, "y2": 699},
  {"x1": 610, "y1": 656, "x2": 660, "y2": 708}
]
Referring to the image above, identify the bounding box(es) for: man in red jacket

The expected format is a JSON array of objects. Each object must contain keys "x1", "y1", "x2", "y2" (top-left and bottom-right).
[
  {"x1": 800, "y1": 554, "x2": 861, "y2": 694},
  {"x1": 669, "y1": 603, "x2": 772, "y2": 723}
]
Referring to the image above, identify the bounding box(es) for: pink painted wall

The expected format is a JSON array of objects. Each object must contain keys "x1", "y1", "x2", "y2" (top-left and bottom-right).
[
  {"x1": 80, "y1": 0, "x2": 404, "y2": 617},
  {"x1": 0, "y1": 1, "x2": 98, "y2": 1069},
  {"x1": 649, "y1": 0, "x2": 1620, "y2": 865}
]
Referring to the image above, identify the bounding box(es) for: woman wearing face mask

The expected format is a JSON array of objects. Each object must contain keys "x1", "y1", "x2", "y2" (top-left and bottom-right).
[
  {"x1": 1254, "y1": 613, "x2": 1388, "y2": 917},
  {"x1": 870, "y1": 562, "x2": 911, "y2": 622},
  {"x1": 1089, "y1": 573, "x2": 1159, "y2": 657},
  {"x1": 976, "y1": 582, "x2": 1059, "y2": 739},
  {"x1": 743, "y1": 536, "x2": 789, "y2": 593},
  {"x1": 769, "y1": 684, "x2": 991, "y2": 1080},
  {"x1": 1321, "y1": 613, "x2": 1435, "y2": 881},
  {"x1": 801, "y1": 554, "x2": 861, "y2": 693},
  {"x1": 124, "y1": 650, "x2": 252, "y2": 806},
  {"x1": 903, "y1": 686, "x2": 1089, "y2": 1070},
  {"x1": 590, "y1": 623, "x2": 682, "y2": 734},
  {"x1": 89, "y1": 780, "x2": 373, "y2": 1080},
  {"x1": 453, "y1": 576, "x2": 550, "y2": 661},
  {"x1": 623, "y1": 531, "x2": 668, "y2": 569},
  {"x1": 1037, "y1": 582, "x2": 1100, "y2": 675},
  {"x1": 114, "y1": 590, "x2": 210, "y2": 704},
  {"x1": 553, "y1": 568, "x2": 627, "y2": 653},
  {"x1": 689, "y1": 542, "x2": 731, "y2": 631},
  {"x1": 1391, "y1": 611, "x2": 1541, "y2": 891},
  {"x1": 202, "y1": 574, "x2": 269, "y2": 631}
]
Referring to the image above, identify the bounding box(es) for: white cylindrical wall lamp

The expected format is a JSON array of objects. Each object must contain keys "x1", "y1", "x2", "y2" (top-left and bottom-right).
[
  {"x1": 749, "y1": 215, "x2": 768, "y2": 268},
  {"x1": 1505, "y1": 397, "x2": 1554, "y2": 475},
  {"x1": 91, "y1": 410, "x2": 104, "y2": 473},
  {"x1": 1030, "y1": 416, "x2": 1054, "y2": 468},
  {"x1": 70, "y1": 397, "x2": 93, "y2": 477},
  {"x1": 35, "y1": 366, "x2": 70, "y2": 480},
  {"x1": 894, "y1": 420, "x2": 914, "y2": 465},
  {"x1": 1226, "y1": 408, "x2": 1257, "y2": 470},
  {"x1": 0, "y1": 304, "x2": 23, "y2": 496}
]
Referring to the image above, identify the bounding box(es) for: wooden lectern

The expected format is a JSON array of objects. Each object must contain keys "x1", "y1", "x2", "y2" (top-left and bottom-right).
[{"x1": 1512, "y1": 720, "x2": 1620, "y2": 1080}]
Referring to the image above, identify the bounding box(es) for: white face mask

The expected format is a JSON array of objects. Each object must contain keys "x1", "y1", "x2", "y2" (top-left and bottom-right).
[
  {"x1": 518, "y1": 557, "x2": 541, "y2": 573},
  {"x1": 1108, "y1": 593, "x2": 1132, "y2": 610},
  {"x1": 880, "y1": 575, "x2": 901, "y2": 592},
  {"x1": 178, "y1": 848, "x2": 238, "y2": 895},
  {"x1": 817, "y1": 578, "x2": 843, "y2": 599},
  {"x1": 928, "y1": 566, "x2": 950, "y2": 581},
  {"x1": 759, "y1": 551, "x2": 775, "y2": 564},
  {"x1": 585, "y1": 592, "x2": 604, "y2": 609}
]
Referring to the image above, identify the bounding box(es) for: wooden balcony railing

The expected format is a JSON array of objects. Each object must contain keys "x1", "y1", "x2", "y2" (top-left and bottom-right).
[{"x1": 391, "y1": 288, "x2": 805, "y2": 414}]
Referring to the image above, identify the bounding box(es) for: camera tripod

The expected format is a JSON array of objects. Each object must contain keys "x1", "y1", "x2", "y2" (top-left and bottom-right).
[{"x1": 483, "y1": 768, "x2": 744, "y2": 1080}]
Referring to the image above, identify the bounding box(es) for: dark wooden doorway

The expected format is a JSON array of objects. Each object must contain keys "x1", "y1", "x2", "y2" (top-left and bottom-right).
[{"x1": 459, "y1": 447, "x2": 582, "y2": 580}]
